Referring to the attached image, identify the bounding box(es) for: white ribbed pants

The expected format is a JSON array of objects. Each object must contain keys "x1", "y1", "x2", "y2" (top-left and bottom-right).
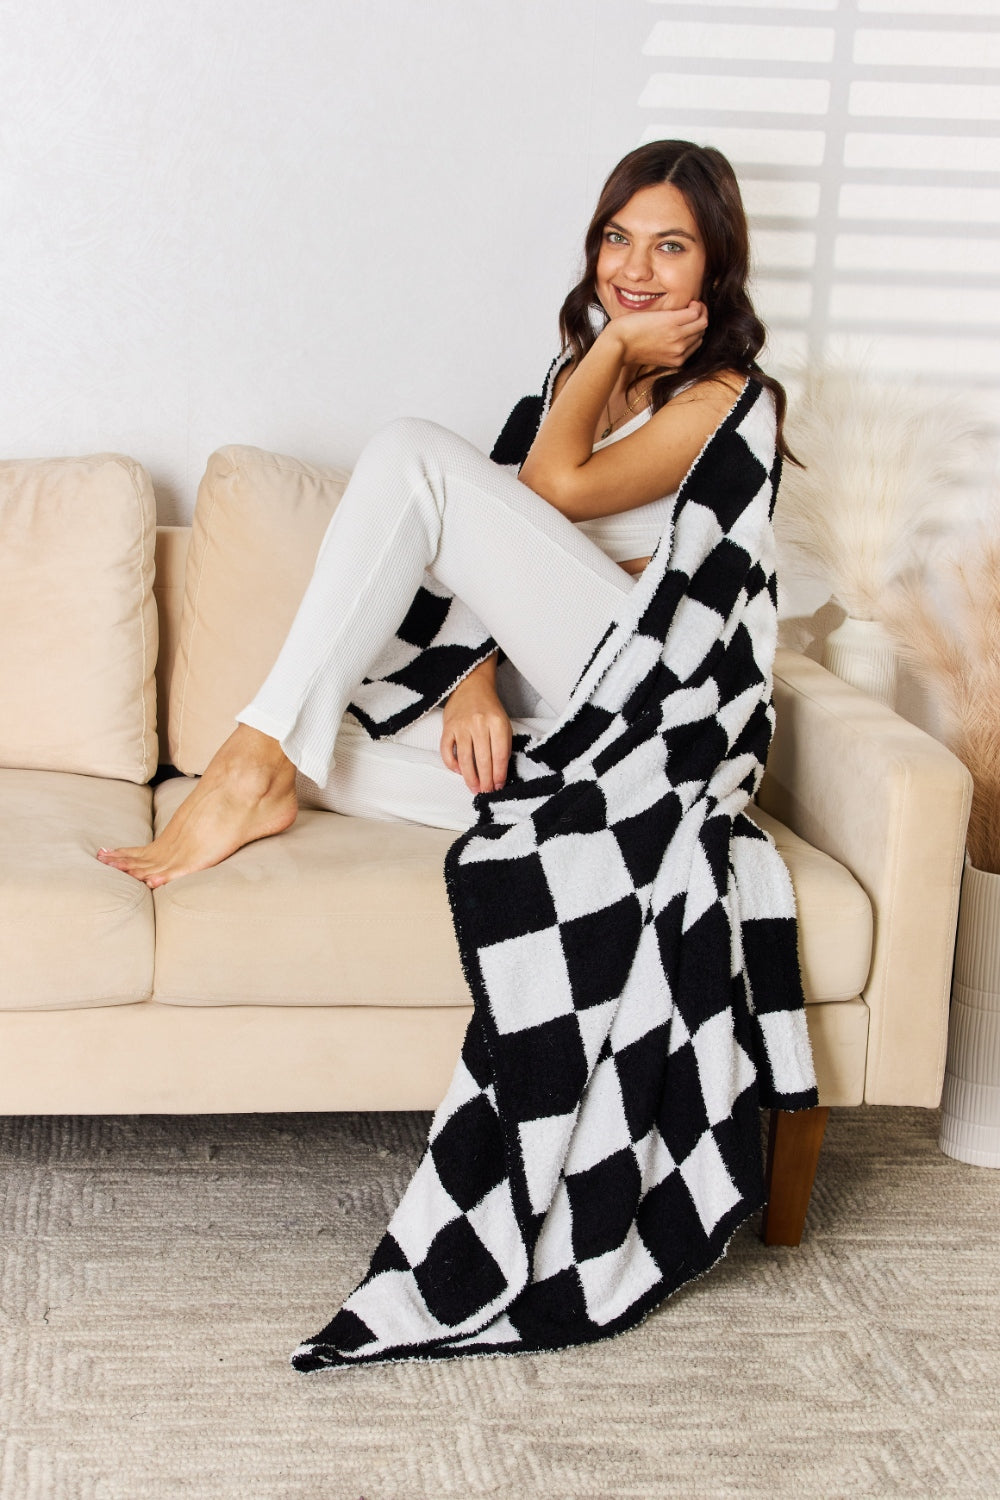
[{"x1": 238, "y1": 418, "x2": 635, "y2": 830}]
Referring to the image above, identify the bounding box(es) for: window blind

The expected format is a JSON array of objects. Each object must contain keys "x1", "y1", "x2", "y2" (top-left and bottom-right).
[{"x1": 638, "y1": 0, "x2": 1000, "y2": 409}]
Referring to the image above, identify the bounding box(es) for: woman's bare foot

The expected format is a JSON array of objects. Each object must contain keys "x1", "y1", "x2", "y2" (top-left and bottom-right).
[{"x1": 96, "y1": 725, "x2": 299, "y2": 887}]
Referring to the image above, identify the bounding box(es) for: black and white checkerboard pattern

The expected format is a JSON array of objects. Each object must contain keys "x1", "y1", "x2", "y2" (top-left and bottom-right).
[
  {"x1": 344, "y1": 355, "x2": 567, "y2": 740},
  {"x1": 293, "y1": 377, "x2": 818, "y2": 1372}
]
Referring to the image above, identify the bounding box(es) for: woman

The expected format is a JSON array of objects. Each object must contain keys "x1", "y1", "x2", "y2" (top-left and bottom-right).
[
  {"x1": 100, "y1": 141, "x2": 817, "y2": 1369},
  {"x1": 97, "y1": 138, "x2": 793, "y2": 885}
]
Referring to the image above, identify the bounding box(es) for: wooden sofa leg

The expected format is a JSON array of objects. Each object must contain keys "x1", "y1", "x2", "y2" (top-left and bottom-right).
[{"x1": 761, "y1": 1106, "x2": 830, "y2": 1247}]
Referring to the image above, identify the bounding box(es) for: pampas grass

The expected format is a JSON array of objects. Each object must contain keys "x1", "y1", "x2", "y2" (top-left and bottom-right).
[
  {"x1": 775, "y1": 364, "x2": 983, "y2": 619},
  {"x1": 884, "y1": 528, "x2": 1000, "y2": 875}
]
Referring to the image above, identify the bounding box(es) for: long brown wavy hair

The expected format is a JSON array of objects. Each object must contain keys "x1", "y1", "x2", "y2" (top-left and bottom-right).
[{"x1": 559, "y1": 140, "x2": 796, "y2": 462}]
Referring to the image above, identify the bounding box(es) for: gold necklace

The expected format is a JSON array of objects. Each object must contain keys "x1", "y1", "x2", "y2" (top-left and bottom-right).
[{"x1": 599, "y1": 383, "x2": 646, "y2": 441}]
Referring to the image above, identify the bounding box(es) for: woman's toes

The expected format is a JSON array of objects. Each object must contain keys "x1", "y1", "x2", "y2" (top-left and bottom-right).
[
  {"x1": 96, "y1": 847, "x2": 157, "y2": 880},
  {"x1": 97, "y1": 846, "x2": 143, "y2": 866}
]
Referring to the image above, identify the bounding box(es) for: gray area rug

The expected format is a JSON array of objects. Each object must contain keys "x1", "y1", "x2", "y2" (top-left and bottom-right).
[{"x1": 2, "y1": 1105, "x2": 999, "y2": 1500}]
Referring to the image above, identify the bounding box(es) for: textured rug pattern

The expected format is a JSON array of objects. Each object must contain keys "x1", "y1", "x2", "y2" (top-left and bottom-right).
[{"x1": 2, "y1": 1106, "x2": 999, "y2": 1499}]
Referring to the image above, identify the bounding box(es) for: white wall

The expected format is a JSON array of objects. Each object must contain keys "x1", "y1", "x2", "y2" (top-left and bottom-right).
[
  {"x1": 1, "y1": 0, "x2": 997, "y2": 523},
  {"x1": 0, "y1": 0, "x2": 650, "y2": 520}
]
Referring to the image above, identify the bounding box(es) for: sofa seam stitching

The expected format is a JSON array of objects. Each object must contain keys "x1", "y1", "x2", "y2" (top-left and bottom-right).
[{"x1": 174, "y1": 460, "x2": 225, "y2": 768}]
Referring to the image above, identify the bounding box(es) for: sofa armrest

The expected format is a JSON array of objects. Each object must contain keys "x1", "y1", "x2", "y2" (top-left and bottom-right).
[{"x1": 758, "y1": 648, "x2": 972, "y2": 1107}]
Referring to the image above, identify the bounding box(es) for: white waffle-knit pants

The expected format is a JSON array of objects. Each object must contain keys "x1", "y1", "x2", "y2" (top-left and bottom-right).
[{"x1": 237, "y1": 418, "x2": 636, "y2": 831}]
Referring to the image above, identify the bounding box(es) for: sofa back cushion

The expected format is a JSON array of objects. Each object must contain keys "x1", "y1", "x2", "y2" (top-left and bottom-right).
[
  {"x1": 168, "y1": 445, "x2": 350, "y2": 775},
  {"x1": 0, "y1": 454, "x2": 158, "y2": 782}
]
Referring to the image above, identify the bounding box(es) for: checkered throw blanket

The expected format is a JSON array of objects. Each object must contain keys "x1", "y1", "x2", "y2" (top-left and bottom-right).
[{"x1": 292, "y1": 370, "x2": 818, "y2": 1372}]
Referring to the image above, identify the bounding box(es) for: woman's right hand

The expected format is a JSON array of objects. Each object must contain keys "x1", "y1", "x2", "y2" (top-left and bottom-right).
[
  {"x1": 440, "y1": 675, "x2": 512, "y2": 794},
  {"x1": 607, "y1": 300, "x2": 708, "y2": 371}
]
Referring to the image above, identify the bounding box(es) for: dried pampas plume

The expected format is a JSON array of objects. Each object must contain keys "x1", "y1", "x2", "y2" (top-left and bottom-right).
[
  {"x1": 884, "y1": 531, "x2": 1000, "y2": 875},
  {"x1": 775, "y1": 363, "x2": 982, "y2": 620}
]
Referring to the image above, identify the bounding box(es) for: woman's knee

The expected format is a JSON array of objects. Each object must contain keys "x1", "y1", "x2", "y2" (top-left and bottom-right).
[
  {"x1": 361, "y1": 416, "x2": 454, "y2": 470},
  {"x1": 359, "y1": 417, "x2": 479, "y2": 480}
]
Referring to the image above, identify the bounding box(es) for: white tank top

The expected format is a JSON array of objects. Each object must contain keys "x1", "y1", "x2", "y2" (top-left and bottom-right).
[{"x1": 574, "y1": 407, "x2": 677, "y2": 561}]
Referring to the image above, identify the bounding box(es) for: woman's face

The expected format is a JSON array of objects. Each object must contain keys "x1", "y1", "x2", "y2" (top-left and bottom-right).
[{"x1": 594, "y1": 181, "x2": 708, "y2": 322}]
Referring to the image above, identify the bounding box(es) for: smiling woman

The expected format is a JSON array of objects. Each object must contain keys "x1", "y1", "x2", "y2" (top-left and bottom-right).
[
  {"x1": 553, "y1": 180, "x2": 709, "y2": 454},
  {"x1": 554, "y1": 138, "x2": 792, "y2": 473},
  {"x1": 100, "y1": 138, "x2": 794, "y2": 867},
  {"x1": 95, "y1": 141, "x2": 818, "y2": 1372}
]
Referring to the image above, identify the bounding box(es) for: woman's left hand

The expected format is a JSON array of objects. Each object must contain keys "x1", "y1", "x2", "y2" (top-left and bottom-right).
[{"x1": 440, "y1": 678, "x2": 512, "y2": 794}]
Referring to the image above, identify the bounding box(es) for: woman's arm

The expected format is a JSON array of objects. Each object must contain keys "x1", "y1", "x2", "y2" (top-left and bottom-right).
[
  {"x1": 518, "y1": 307, "x2": 744, "y2": 521},
  {"x1": 441, "y1": 651, "x2": 511, "y2": 793}
]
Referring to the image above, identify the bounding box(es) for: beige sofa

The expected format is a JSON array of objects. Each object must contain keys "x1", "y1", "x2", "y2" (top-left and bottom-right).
[{"x1": 0, "y1": 448, "x2": 973, "y2": 1245}]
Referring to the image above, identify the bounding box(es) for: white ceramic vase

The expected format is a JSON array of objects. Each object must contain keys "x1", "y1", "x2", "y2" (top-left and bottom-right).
[
  {"x1": 939, "y1": 862, "x2": 1000, "y2": 1168},
  {"x1": 822, "y1": 616, "x2": 899, "y2": 710}
]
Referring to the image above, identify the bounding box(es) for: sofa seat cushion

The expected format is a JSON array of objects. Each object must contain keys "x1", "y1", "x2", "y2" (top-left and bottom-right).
[
  {"x1": 151, "y1": 777, "x2": 469, "y2": 1007},
  {"x1": 746, "y1": 804, "x2": 873, "y2": 1003},
  {"x1": 0, "y1": 770, "x2": 154, "y2": 1010},
  {"x1": 152, "y1": 778, "x2": 872, "y2": 1009},
  {"x1": 0, "y1": 454, "x2": 158, "y2": 781}
]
